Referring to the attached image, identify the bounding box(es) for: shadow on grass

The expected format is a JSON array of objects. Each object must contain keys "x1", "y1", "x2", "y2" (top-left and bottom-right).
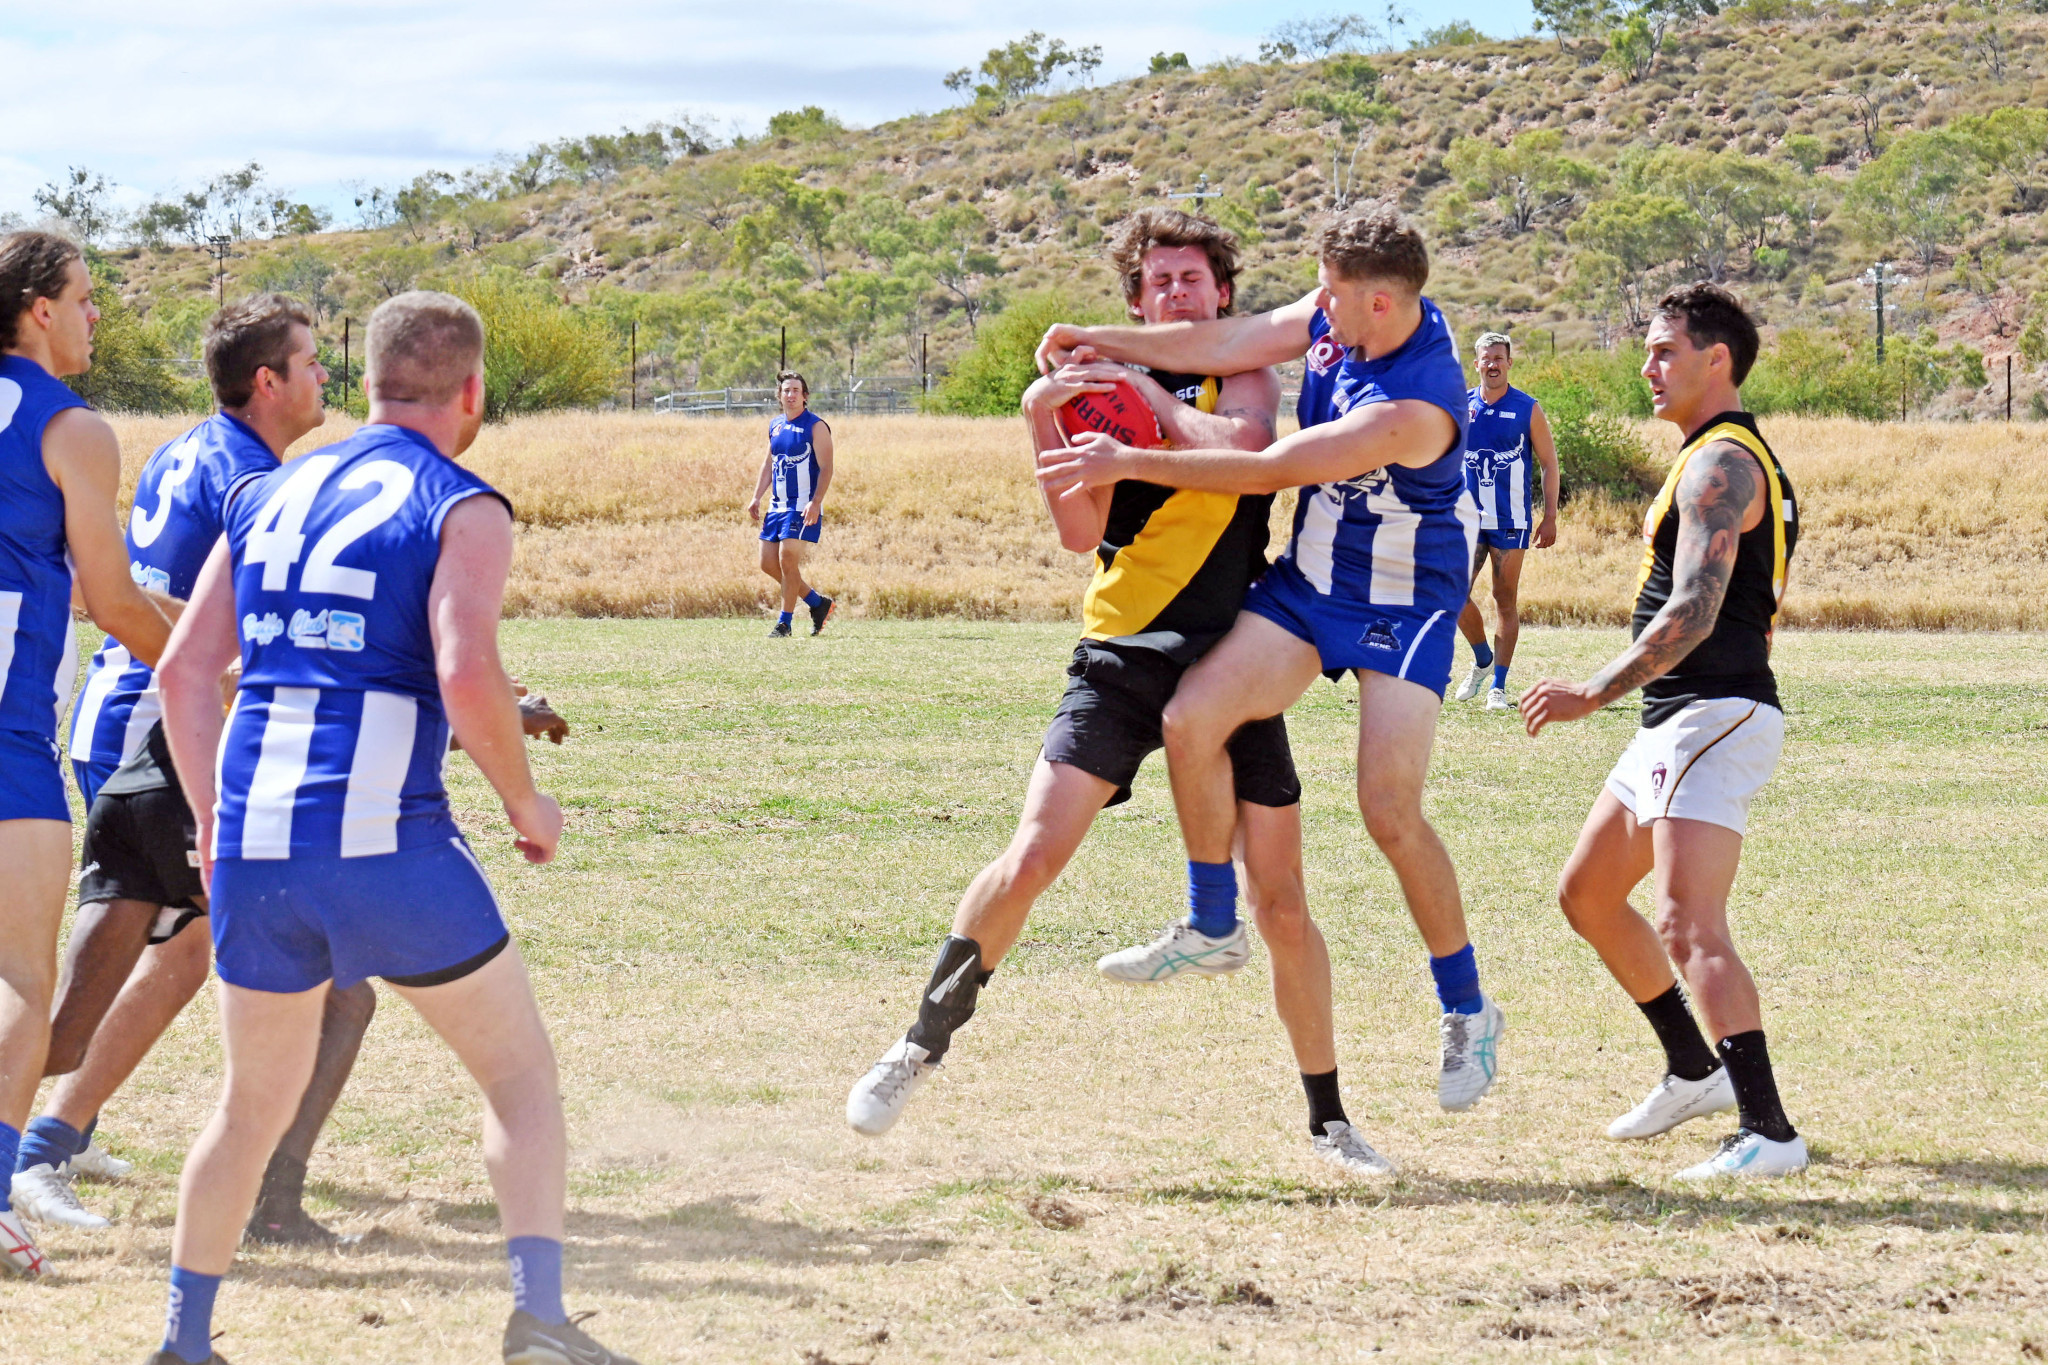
[
  {"x1": 225, "y1": 1193, "x2": 947, "y2": 1299},
  {"x1": 1890, "y1": 1157, "x2": 2048, "y2": 1189}
]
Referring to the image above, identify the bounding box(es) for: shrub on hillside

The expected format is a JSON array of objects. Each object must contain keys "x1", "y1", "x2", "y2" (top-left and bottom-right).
[
  {"x1": 67, "y1": 278, "x2": 205, "y2": 415},
  {"x1": 934, "y1": 291, "x2": 1118, "y2": 416},
  {"x1": 452, "y1": 272, "x2": 623, "y2": 422},
  {"x1": 1514, "y1": 347, "x2": 1661, "y2": 498}
]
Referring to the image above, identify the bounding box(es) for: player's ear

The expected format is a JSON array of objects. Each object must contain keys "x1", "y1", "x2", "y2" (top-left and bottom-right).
[{"x1": 461, "y1": 369, "x2": 485, "y2": 418}]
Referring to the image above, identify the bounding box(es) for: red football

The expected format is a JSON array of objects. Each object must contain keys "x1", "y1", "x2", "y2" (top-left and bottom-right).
[{"x1": 1057, "y1": 379, "x2": 1163, "y2": 449}]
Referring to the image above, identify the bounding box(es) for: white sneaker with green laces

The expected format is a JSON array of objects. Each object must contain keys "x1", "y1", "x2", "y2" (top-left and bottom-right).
[
  {"x1": 1454, "y1": 665, "x2": 1488, "y2": 702},
  {"x1": 1311, "y1": 1121, "x2": 1398, "y2": 1177},
  {"x1": 1673, "y1": 1128, "x2": 1809, "y2": 1180},
  {"x1": 1097, "y1": 920, "x2": 1250, "y2": 983},
  {"x1": 1438, "y1": 995, "x2": 1505, "y2": 1112}
]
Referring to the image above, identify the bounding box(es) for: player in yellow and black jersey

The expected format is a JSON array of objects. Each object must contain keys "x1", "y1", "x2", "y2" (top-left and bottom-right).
[{"x1": 847, "y1": 209, "x2": 1398, "y2": 1178}]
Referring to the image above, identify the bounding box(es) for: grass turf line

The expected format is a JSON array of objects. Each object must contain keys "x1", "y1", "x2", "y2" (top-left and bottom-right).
[{"x1": 17, "y1": 620, "x2": 2048, "y2": 1363}]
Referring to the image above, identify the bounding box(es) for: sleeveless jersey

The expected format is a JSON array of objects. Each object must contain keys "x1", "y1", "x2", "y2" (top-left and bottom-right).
[
  {"x1": 766, "y1": 410, "x2": 825, "y2": 514},
  {"x1": 1283, "y1": 300, "x2": 1478, "y2": 613},
  {"x1": 0, "y1": 355, "x2": 89, "y2": 744},
  {"x1": 1464, "y1": 385, "x2": 1540, "y2": 531},
  {"x1": 1632, "y1": 411, "x2": 1798, "y2": 728},
  {"x1": 213, "y1": 423, "x2": 512, "y2": 860},
  {"x1": 1080, "y1": 371, "x2": 1273, "y2": 663},
  {"x1": 70, "y1": 413, "x2": 280, "y2": 770}
]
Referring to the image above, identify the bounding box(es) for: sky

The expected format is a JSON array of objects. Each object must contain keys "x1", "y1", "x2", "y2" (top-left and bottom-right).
[{"x1": 1, "y1": 0, "x2": 1539, "y2": 226}]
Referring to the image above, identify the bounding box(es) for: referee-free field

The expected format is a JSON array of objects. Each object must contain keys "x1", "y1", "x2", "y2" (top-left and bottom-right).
[{"x1": 15, "y1": 620, "x2": 2046, "y2": 1362}]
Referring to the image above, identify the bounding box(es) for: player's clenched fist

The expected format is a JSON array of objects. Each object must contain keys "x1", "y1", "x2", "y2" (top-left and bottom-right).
[
  {"x1": 1518, "y1": 677, "x2": 1602, "y2": 736},
  {"x1": 1035, "y1": 324, "x2": 1100, "y2": 374},
  {"x1": 1036, "y1": 431, "x2": 1132, "y2": 500},
  {"x1": 507, "y1": 790, "x2": 564, "y2": 864}
]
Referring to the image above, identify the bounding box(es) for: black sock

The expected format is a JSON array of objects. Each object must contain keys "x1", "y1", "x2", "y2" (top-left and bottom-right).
[
  {"x1": 1301, "y1": 1069, "x2": 1348, "y2": 1136},
  {"x1": 904, "y1": 936, "x2": 992, "y2": 1064},
  {"x1": 1717, "y1": 1030, "x2": 1796, "y2": 1143},
  {"x1": 1635, "y1": 984, "x2": 1720, "y2": 1082}
]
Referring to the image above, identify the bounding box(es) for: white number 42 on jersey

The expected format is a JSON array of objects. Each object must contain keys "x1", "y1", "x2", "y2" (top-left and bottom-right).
[{"x1": 244, "y1": 456, "x2": 416, "y2": 599}]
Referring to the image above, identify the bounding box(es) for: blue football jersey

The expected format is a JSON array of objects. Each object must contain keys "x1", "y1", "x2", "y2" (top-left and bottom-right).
[
  {"x1": 0, "y1": 355, "x2": 89, "y2": 745},
  {"x1": 213, "y1": 423, "x2": 511, "y2": 860},
  {"x1": 70, "y1": 413, "x2": 279, "y2": 769},
  {"x1": 766, "y1": 410, "x2": 825, "y2": 514},
  {"x1": 1464, "y1": 386, "x2": 1539, "y2": 531},
  {"x1": 1284, "y1": 301, "x2": 1480, "y2": 613}
]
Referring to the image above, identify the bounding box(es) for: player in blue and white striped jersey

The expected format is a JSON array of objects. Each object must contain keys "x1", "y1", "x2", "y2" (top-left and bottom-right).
[
  {"x1": 1452, "y1": 332, "x2": 1558, "y2": 711},
  {"x1": 148, "y1": 292, "x2": 636, "y2": 1365},
  {"x1": 746, "y1": 371, "x2": 835, "y2": 636},
  {"x1": 1036, "y1": 207, "x2": 1505, "y2": 1130},
  {"x1": 0, "y1": 231, "x2": 178, "y2": 1280}
]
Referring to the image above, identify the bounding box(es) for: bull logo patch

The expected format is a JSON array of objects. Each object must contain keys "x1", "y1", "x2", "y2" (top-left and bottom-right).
[{"x1": 1362, "y1": 619, "x2": 1401, "y2": 651}]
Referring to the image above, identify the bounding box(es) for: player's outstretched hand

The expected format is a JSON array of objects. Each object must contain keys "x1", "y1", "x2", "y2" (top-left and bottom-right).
[
  {"x1": 508, "y1": 791, "x2": 563, "y2": 864},
  {"x1": 1036, "y1": 431, "x2": 1130, "y2": 501},
  {"x1": 518, "y1": 692, "x2": 570, "y2": 744},
  {"x1": 1519, "y1": 678, "x2": 1602, "y2": 736},
  {"x1": 1028, "y1": 364, "x2": 1119, "y2": 412}
]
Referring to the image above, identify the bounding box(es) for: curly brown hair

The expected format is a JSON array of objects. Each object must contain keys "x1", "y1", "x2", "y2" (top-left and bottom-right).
[
  {"x1": 1106, "y1": 208, "x2": 1240, "y2": 317},
  {"x1": 1316, "y1": 204, "x2": 1430, "y2": 294},
  {"x1": 0, "y1": 231, "x2": 84, "y2": 349}
]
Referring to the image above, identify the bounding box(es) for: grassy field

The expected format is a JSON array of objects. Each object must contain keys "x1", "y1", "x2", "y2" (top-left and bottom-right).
[
  {"x1": 9, "y1": 620, "x2": 2046, "y2": 1362},
  {"x1": 106, "y1": 411, "x2": 2048, "y2": 631}
]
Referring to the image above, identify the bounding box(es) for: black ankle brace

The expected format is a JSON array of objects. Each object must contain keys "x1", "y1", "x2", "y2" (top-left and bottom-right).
[{"x1": 905, "y1": 935, "x2": 991, "y2": 1063}]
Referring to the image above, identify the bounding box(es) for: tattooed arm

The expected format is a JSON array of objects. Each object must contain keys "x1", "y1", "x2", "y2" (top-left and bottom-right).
[{"x1": 1519, "y1": 441, "x2": 1759, "y2": 736}]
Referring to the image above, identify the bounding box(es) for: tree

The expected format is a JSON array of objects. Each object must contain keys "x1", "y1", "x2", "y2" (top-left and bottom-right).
[
  {"x1": 944, "y1": 32, "x2": 1102, "y2": 113},
  {"x1": 1953, "y1": 107, "x2": 2048, "y2": 211},
  {"x1": 131, "y1": 197, "x2": 201, "y2": 250},
  {"x1": 1567, "y1": 192, "x2": 1690, "y2": 329},
  {"x1": 450, "y1": 272, "x2": 622, "y2": 421},
  {"x1": 919, "y1": 204, "x2": 1001, "y2": 336},
  {"x1": 203, "y1": 163, "x2": 270, "y2": 241},
  {"x1": 1841, "y1": 74, "x2": 1909, "y2": 162},
  {"x1": 1444, "y1": 130, "x2": 1601, "y2": 234},
  {"x1": 729, "y1": 165, "x2": 846, "y2": 281},
  {"x1": 1413, "y1": 20, "x2": 1488, "y2": 46},
  {"x1": 247, "y1": 246, "x2": 342, "y2": 322},
  {"x1": 1297, "y1": 56, "x2": 1394, "y2": 209},
  {"x1": 1150, "y1": 52, "x2": 1191, "y2": 73},
  {"x1": 1038, "y1": 95, "x2": 1100, "y2": 169},
  {"x1": 1531, "y1": 0, "x2": 1614, "y2": 51},
  {"x1": 937, "y1": 290, "x2": 1117, "y2": 414},
  {"x1": 1601, "y1": 0, "x2": 1716, "y2": 83},
  {"x1": 767, "y1": 106, "x2": 844, "y2": 142},
  {"x1": 1260, "y1": 12, "x2": 1379, "y2": 61},
  {"x1": 1845, "y1": 130, "x2": 1981, "y2": 279},
  {"x1": 34, "y1": 167, "x2": 117, "y2": 246},
  {"x1": 264, "y1": 199, "x2": 332, "y2": 236},
  {"x1": 64, "y1": 277, "x2": 197, "y2": 414}
]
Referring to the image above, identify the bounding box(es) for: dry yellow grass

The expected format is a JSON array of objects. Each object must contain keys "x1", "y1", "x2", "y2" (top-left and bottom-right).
[{"x1": 104, "y1": 411, "x2": 2048, "y2": 629}]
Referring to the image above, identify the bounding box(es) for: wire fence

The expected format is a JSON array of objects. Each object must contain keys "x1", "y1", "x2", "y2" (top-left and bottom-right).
[{"x1": 652, "y1": 376, "x2": 931, "y2": 416}]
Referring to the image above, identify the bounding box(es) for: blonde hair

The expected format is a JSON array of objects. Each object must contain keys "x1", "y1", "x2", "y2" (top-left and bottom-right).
[{"x1": 367, "y1": 291, "x2": 484, "y2": 404}]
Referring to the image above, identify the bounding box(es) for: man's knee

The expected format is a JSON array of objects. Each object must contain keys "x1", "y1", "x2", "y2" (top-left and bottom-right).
[
  {"x1": 1249, "y1": 880, "x2": 1311, "y2": 949},
  {"x1": 1557, "y1": 868, "x2": 1609, "y2": 940},
  {"x1": 1162, "y1": 695, "x2": 1232, "y2": 760},
  {"x1": 1654, "y1": 900, "x2": 1731, "y2": 967},
  {"x1": 996, "y1": 839, "x2": 1067, "y2": 899},
  {"x1": 1357, "y1": 783, "x2": 1425, "y2": 848}
]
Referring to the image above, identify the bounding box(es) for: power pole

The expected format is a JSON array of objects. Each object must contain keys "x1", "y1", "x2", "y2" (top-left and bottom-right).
[
  {"x1": 1862, "y1": 261, "x2": 1893, "y2": 363},
  {"x1": 207, "y1": 235, "x2": 234, "y2": 305},
  {"x1": 1166, "y1": 172, "x2": 1214, "y2": 210},
  {"x1": 920, "y1": 333, "x2": 929, "y2": 394},
  {"x1": 2007, "y1": 353, "x2": 2014, "y2": 421},
  {"x1": 629, "y1": 321, "x2": 638, "y2": 411},
  {"x1": 780, "y1": 325, "x2": 787, "y2": 371},
  {"x1": 342, "y1": 318, "x2": 350, "y2": 402}
]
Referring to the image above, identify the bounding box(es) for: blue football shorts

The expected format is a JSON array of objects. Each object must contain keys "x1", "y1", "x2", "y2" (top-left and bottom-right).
[
  {"x1": 1241, "y1": 559, "x2": 1459, "y2": 700},
  {"x1": 212, "y1": 836, "x2": 511, "y2": 993},
  {"x1": 759, "y1": 510, "x2": 821, "y2": 543},
  {"x1": 1478, "y1": 526, "x2": 1531, "y2": 552},
  {"x1": 71, "y1": 756, "x2": 118, "y2": 810},
  {"x1": 0, "y1": 728, "x2": 71, "y2": 822}
]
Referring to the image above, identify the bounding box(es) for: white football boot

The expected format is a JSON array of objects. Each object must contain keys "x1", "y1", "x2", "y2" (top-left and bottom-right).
[
  {"x1": 69, "y1": 1139, "x2": 133, "y2": 1181},
  {"x1": 1097, "y1": 920, "x2": 1250, "y2": 983},
  {"x1": 1311, "y1": 1121, "x2": 1398, "y2": 1178},
  {"x1": 1673, "y1": 1129, "x2": 1809, "y2": 1181},
  {"x1": 847, "y1": 1037, "x2": 938, "y2": 1137},
  {"x1": 0, "y1": 1208, "x2": 47, "y2": 1277},
  {"x1": 1438, "y1": 995, "x2": 1505, "y2": 1112},
  {"x1": 1453, "y1": 665, "x2": 1488, "y2": 702},
  {"x1": 1607, "y1": 1069, "x2": 1737, "y2": 1140},
  {"x1": 11, "y1": 1164, "x2": 110, "y2": 1230},
  {"x1": 1485, "y1": 686, "x2": 1512, "y2": 711}
]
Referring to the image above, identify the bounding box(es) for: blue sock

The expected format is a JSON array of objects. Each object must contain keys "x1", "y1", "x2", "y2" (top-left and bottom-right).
[
  {"x1": 1429, "y1": 944, "x2": 1484, "y2": 1015},
  {"x1": 164, "y1": 1264, "x2": 222, "y2": 1364},
  {"x1": 80, "y1": 1115, "x2": 97, "y2": 1147},
  {"x1": 1187, "y1": 859, "x2": 1238, "y2": 937},
  {"x1": 1493, "y1": 663, "x2": 1509, "y2": 690},
  {"x1": 508, "y1": 1236, "x2": 566, "y2": 1325},
  {"x1": 15, "y1": 1115, "x2": 83, "y2": 1176},
  {"x1": 0, "y1": 1125, "x2": 17, "y2": 1211},
  {"x1": 777, "y1": 610, "x2": 793, "y2": 626},
  {"x1": 1470, "y1": 638, "x2": 1493, "y2": 667},
  {"x1": 802, "y1": 588, "x2": 826, "y2": 608}
]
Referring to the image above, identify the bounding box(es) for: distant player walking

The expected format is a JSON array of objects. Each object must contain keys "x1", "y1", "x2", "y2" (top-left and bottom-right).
[
  {"x1": 747, "y1": 371, "x2": 835, "y2": 636},
  {"x1": 1036, "y1": 206, "x2": 1506, "y2": 1116},
  {"x1": 0, "y1": 231, "x2": 178, "y2": 1279},
  {"x1": 1520, "y1": 283, "x2": 1806, "y2": 1181},
  {"x1": 149, "y1": 292, "x2": 636, "y2": 1364},
  {"x1": 1453, "y1": 331, "x2": 1557, "y2": 710},
  {"x1": 847, "y1": 209, "x2": 1396, "y2": 1176}
]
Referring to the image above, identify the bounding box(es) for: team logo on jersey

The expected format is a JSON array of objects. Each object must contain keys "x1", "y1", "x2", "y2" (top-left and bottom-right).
[
  {"x1": 242, "y1": 612, "x2": 285, "y2": 646},
  {"x1": 129, "y1": 562, "x2": 171, "y2": 594},
  {"x1": 289, "y1": 608, "x2": 331, "y2": 649},
  {"x1": 1306, "y1": 334, "x2": 1344, "y2": 375},
  {"x1": 1650, "y1": 762, "x2": 1668, "y2": 795},
  {"x1": 1361, "y1": 618, "x2": 1402, "y2": 651},
  {"x1": 325, "y1": 611, "x2": 366, "y2": 652}
]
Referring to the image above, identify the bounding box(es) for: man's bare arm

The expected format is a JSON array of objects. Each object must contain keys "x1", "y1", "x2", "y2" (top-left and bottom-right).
[
  {"x1": 1141, "y1": 366, "x2": 1281, "y2": 452},
  {"x1": 1039, "y1": 399, "x2": 1456, "y2": 499},
  {"x1": 1036, "y1": 291, "x2": 1321, "y2": 377},
  {"x1": 1581, "y1": 442, "x2": 1756, "y2": 703},
  {"x1": 1021, "y1": 377, "x2": 1113, "y2": 552},
  {"x1": 1531, "y1": 405, "x2": 1560, "y2": 523},
  {"x1": 45, "y1": 408, "x2": 176, "y2": 666}
]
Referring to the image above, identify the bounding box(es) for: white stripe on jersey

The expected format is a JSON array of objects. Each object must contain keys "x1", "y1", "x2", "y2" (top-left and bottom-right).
[
  {"x1": 340, "y1": 690, "x2": 418, "y2": 857},
  {"x1": 68, "y1": 646, "x2": 129, "y2": 761},
  {"x1": 1365, "y1": 482, "x2": 1420, "y2": 606},
  {"x1": 121, "y1": 681, "x2": 162, "y2": 763},
  {"x1": 243, "y1": 686, "x2": 320, "y2": 858},
  {"x1": 52, "y1": 614, "x2": 75, "y2": 740},
  {"x1": 1296, "y1": 488, "x2": 1342, "y2": 594},
  {"x1": 0, "y1": 591, "x2": 18, "y2": 715},
  {"x1": 1506, "y1": 454, "x2": 1529, "y2": 530}
]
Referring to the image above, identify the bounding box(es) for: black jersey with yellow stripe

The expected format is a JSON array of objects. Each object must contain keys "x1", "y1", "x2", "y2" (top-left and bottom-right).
[
  {"x1": 1080, "y1": 370, "x2": 1275, "y2": 663},
  {"x1": 1632, "y1": 411, "x2": 1798, "y2": 727}
]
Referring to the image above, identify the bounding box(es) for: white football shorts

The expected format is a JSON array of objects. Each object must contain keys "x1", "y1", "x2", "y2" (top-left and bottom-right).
[{"x1": 1604, "y1": 696, "x2": 1784, "y2": 836}]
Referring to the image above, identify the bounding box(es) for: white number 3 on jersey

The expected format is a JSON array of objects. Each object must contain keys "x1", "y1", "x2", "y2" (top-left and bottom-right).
[{"x1": 244, "y1": 456, "x2": 416, "y2": 599}]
